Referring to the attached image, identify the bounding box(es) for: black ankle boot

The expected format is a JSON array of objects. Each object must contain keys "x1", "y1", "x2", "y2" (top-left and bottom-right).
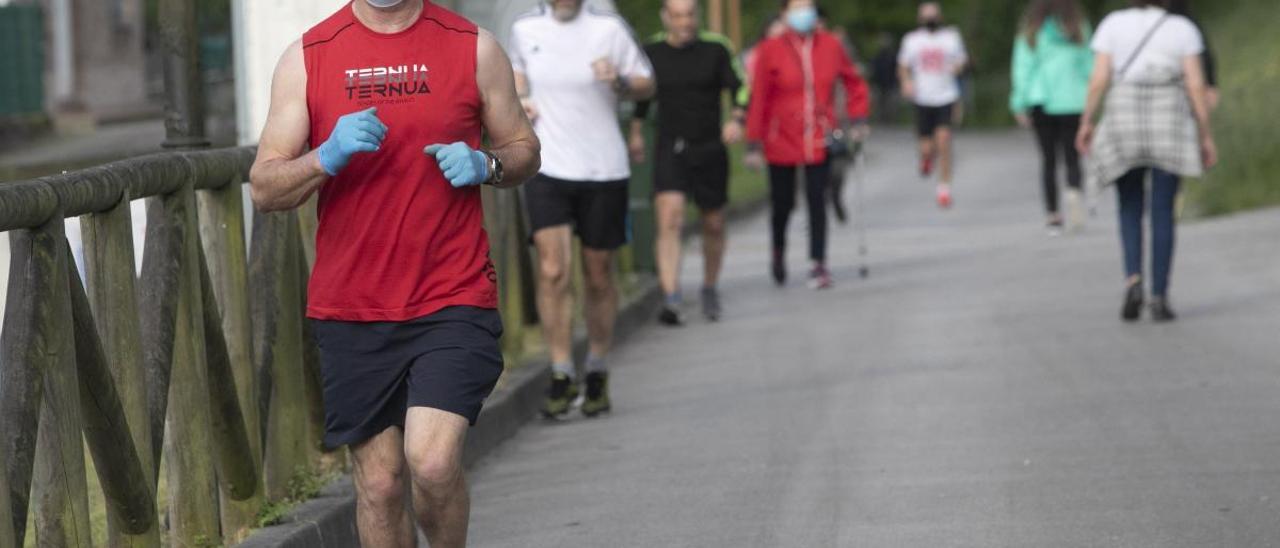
[
  {"x1": 771, "y1": 248, "x2": 787, "y2": 286},
  {"x1": 1121, "y1": 282, "x2": 1144, "y2": 322},
  {"x1": 1150, "y1": 297, "x2": 1177, "y2": 322}
]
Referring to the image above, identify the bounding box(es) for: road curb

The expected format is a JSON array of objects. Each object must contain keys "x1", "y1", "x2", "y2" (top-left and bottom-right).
[{"x1": 236, "y1": 278, "x2": 662, "y2": 547}]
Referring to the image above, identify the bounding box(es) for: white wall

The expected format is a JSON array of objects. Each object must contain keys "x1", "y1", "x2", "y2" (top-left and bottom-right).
[{"x1": 231, "y1": 0, "x2": 348, "y2": 146}]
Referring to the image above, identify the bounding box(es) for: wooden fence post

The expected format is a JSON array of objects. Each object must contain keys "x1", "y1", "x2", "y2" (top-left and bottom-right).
[
  {"x1": 24, "y1": 220, "x2": 93, "y2": 547},
  {"x1": 139, "y1": 196, "x2": 183, "y2": 475},
  {"x1": 197, "y1": 175, "x2": 265, "y2": 542},
  {"x1": 0, "y1": 227, "x2": 45, "y2": 547},
  {"x1": 0, "y1": 435, "x2": 12, "y2": 548},
  {"x1": 251, "y1": 211, "x2": 311, "y2": 499},
  {"x1": 290, "y1": 220, "x2": 328, "y2": 464},
  {"x1": 81, "y1": 190, "x2": 162, "y2": 547},
  {"x1": 162, "y1": 183, "x2": 221, "y2": 544},
  {"x1": 67, "y1": 243, "x2": 156, "y2": 536}
]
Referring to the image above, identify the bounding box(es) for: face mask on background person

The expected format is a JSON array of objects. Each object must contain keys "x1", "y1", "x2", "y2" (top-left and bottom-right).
[
  {"x1": 924, "y1": 19, "x2": 941, "y2": 31},
  {"x1": 786, "y1": 6, "x2": 819, "y2": 34},
  {"x1": 366, "y1": 0, "x2": 404, "y2": 8}
]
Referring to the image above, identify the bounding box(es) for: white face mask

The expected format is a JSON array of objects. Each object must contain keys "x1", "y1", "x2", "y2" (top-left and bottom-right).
[{"x1": 366, "y1": 0, "x2": 404, "y2": 8}]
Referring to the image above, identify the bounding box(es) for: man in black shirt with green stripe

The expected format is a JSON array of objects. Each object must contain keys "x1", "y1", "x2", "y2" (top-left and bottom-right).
[{"x1": 629, "y1": 0, "x2": 748, "y2": 325}]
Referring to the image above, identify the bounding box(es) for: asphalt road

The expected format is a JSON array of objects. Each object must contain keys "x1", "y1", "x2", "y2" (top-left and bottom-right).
[{"x1": 465, "y1": 129, "x2": 1280, "y2": 547}]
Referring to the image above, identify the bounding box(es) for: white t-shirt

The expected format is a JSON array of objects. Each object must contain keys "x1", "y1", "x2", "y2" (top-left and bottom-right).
[
  {"x1": 1091, "y1": 7, "x2": 1204, "y2": 84},
  {"x1": 898, "y1": 27, "x2": 968, "y2": 107},
  {"x1": 508, "y1": 5, "x2": 653, "y2": 182}
]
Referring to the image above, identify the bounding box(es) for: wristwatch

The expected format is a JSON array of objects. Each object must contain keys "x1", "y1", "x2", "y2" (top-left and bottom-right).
[{"x1": 482, "y1": 150, "x2": 504, "y2": 186}]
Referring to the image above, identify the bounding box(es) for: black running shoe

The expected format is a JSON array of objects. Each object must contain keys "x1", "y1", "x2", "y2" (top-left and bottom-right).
[
  {"x1": 1150, "y1": 297, "x2": 1177, "y2": 322},
  {"x1": 1121, "y1": 282, "x2": 1144, "y2": 322},
  {"x1": 658, "y1": 305, "x2": 684, "y2": 327},
  {"x1": 581, "y1": 371, "x2": 611, "y2": 417},
  {"x1": 541, "y1": 372, "x2": 579, "y2": 419}
]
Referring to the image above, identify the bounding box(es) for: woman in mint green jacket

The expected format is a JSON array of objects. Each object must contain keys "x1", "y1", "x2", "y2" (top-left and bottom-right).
[{"x1": 1010, "y1": 0, "x2": 1093, "y2": 233}]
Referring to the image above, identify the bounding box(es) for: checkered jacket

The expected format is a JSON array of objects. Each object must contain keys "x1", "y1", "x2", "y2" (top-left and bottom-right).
[{"x1": 1088, "y1": 82, "x2": 1202, "y2": 186}]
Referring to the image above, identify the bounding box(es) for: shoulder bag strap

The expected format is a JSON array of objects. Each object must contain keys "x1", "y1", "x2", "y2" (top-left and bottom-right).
[{"x1": 1117, "y1": 13, "x2": 1170, "y2": 80}]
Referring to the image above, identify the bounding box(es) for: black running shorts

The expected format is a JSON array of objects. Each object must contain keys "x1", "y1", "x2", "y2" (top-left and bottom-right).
[
  {"x1": 524, "y1": 174, "x2": 630, "y2": 250},
  {"x1": 915, "y1": 103, "x2": 955, "y2": 137},
  {"x1": 311, "y1": 306, "x2": 504, "y2": 449},
  {"x1": 652, "y1": 138, "x2": 729, "y2": 211}
]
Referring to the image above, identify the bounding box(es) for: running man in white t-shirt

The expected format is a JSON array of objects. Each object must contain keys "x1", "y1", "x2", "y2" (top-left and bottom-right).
[
  {"x1": 898, "y1": 2, "x2": 968, "y2": 208},
  {"x1": 509, "y1": 0, "x2": 655, "y2": 420}
]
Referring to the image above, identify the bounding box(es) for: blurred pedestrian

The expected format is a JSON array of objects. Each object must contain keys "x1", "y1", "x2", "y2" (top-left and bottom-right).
[
  {"x1": 898, "y1": 2, "x2": 968, "y2": 209},
  {"x1": 870, "y1": 32, "x2": 900, "y2": 124},
  {"x1": 630, "y1": 0, "x2": 747, "y2": 325},
  {"x1": 509, "y1": 0, "x2": 655, "y2": 418},
  {"x1": 745, "y1": 0, "x2": 869, "y2": 290},
  {"x1": 248, "y1": 1, "x2": 541, "y2": 545},
  {"x1": 1009, "y1": 0, "x2": 1094, "y2": 235},
  {"x1": 1076, "y1": 0, "x2": 1217, "y2": 322}
]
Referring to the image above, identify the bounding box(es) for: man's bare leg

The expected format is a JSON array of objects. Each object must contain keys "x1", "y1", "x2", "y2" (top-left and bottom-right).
[
  {"x1": 654, "y1": 191, "x2": 686, "y2": 300},
  {"x1": 405, "y1": 407, "x2": 470, "y2": 548},
  {"x1": 532, "y1": 226, "x2": 574, "y2": 366},
  {"x1": 918, "y1": 136, "x2": 935, "y2": 177},
  {"x1": 581, "y1": 247, "x2": 618, "y2": 358},
  {"x1": 936, "y1": 126, "x2": 954, "y2": 184},
  {"x1": 700, "y1": 209, "x2": 726, "y2": 289},
  {"x1": 351, "y1": 427, "x2": 415, "y2": 548}
]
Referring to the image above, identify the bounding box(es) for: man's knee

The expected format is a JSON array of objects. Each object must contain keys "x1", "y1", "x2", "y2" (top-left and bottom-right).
[
  {"x1": 581, "y1": 255, "x2": 615, "y2": 297},
  {"x1": 655, "y1": 194, "x2": 685, "y2": 235},
  {"x1": 354, "y1": 463, "x2": 407, "y2": 511},
  {"x1": 537, "y1": 256, "x2": 569, "y2": 290},
  {"x1": 702, "y1": 213, "x2": 726, "y2": 238},
  {"x1": 935, "y1": 128, "x2": 953, "y2": 147},
  {"x1": 406, "y1": 450, "x2": 463, "y2": 493}
]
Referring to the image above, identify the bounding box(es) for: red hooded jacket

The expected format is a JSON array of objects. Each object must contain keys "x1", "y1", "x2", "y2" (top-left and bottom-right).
[{"x1": 746, "y1": 29, "x2": 869, "y2": 166}]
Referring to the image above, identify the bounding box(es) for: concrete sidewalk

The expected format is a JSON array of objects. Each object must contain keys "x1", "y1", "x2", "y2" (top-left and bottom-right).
[{"x1": 465, "y1": 129, "x2": 1280, "y2": 547}]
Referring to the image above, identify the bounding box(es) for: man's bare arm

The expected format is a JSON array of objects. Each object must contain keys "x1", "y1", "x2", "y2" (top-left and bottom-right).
[
  {"x1": 621, "y1": 74, "x2": 655, "y2": 101},
  {"x1": 249, "y1": 40, "x2": 327, "y2": 212},
  {"x1": 477, "y1": 29, "x2": 540, "y2": 188}
]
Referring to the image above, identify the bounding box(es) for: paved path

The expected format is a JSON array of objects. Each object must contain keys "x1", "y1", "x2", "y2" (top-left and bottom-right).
[{"x1": 466, "y1": 129, "x2": 1280, "y2": 547}]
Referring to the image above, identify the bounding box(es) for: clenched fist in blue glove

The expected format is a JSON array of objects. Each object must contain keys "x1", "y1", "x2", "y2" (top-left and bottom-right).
[
  {"x1": 424, "y1": 142, "x2": 490, "y2": 188},
  {"x1": 316, "y1": 107, "x2": 388, "y2": 176}
]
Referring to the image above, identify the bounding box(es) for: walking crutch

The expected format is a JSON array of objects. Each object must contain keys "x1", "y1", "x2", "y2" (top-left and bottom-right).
[{"x1": 851, "y1": 136, "x2": 870, "y2": 279}]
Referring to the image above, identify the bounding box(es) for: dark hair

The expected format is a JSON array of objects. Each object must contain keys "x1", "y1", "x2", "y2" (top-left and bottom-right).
[
  {"x1": 1023, "y1": 0, "x2": 1085, "y2": 47},
  {"x1": 1130, "y1": 0, "x2": 1170, "y2": 7}
]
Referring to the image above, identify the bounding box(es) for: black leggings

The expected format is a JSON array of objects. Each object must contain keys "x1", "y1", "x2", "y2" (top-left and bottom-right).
[
  {"x1": 1031, "y1": 107, "x2": 1082, "y2": 214},
  {"x1": 768, "y1": 162, "x2": 831, "y2": 262}
]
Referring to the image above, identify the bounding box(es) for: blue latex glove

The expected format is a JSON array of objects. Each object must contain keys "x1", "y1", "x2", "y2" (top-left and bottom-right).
[
  {"x1": 316, "y1": 107, "x2": 387, "y2": 176},
  {"x1": 424, "y1": 142, "x2": 490, "y2": 188}
]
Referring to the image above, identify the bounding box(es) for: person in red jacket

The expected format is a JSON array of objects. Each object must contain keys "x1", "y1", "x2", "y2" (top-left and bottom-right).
[{"x1": 746, "y1": 0, "x2": 869, "y2": 289}]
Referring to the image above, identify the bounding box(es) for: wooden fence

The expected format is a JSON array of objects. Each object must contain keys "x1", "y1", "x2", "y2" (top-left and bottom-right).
[{"x1": 0, "y1": 145, "x2": 543, "y2": 547}]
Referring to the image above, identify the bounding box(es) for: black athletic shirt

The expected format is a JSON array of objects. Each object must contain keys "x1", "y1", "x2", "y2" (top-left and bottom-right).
[{"x1": 634, "y1": 32, "x2": 747, "y2": 144}]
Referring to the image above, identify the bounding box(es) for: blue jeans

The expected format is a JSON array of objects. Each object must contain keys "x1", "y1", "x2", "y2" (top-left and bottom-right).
[{"x1": 1115, "y1": 168, "x2": 1181, "y2": 297}]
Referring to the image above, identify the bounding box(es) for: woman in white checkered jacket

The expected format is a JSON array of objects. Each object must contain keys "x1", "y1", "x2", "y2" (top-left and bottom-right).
[{"x1": 1075, "y1": 0, "x2": 1217, "y2": 323}]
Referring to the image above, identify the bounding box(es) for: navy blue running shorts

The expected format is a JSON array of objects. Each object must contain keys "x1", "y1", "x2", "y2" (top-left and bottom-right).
[{"x1": 310, "y1": 306, "x2": 505, "y2": 449}]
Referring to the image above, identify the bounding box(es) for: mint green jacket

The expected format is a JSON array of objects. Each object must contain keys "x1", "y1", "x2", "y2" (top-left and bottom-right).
[{"x1": 1009, "y1": 18, "x2": 1094, "y2": 115}]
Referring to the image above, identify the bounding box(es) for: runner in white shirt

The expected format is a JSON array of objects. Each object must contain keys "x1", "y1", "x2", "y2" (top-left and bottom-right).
[
  {"x1": 509, "y1": 0, "x2": 655, "y2": 420},
  {"x1": 898, "y1": 2, "x2": 968, "y2": 208}
]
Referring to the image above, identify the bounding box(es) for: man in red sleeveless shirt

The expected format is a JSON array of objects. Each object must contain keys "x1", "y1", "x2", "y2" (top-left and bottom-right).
[{"x1": 248, "y1": 1, "x2": 539, "y2": 545}]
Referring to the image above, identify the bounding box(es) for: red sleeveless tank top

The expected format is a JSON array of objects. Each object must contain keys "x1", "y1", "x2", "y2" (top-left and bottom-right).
[{"x1": 302, "y1": 2, "x2": 496, "y2": 322}]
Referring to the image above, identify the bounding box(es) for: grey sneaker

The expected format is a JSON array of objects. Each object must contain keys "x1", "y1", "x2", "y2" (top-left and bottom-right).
[{"x1": 701, "y1": 287, "x2": 722, "y2": 321}]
